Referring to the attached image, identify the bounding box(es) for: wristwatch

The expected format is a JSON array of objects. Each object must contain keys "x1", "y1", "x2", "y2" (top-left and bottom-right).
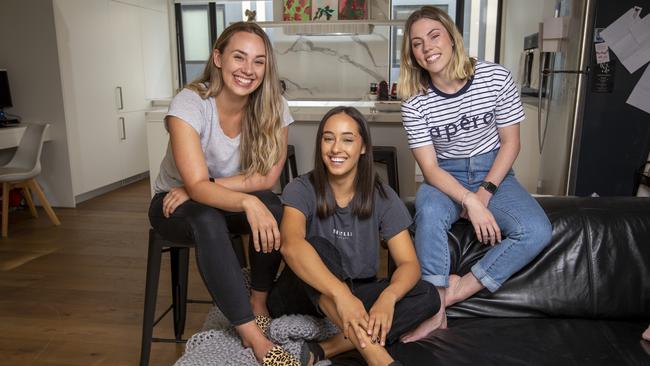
[{"x1": 480, "y1": 181, "x2": 498, "y2": 195}]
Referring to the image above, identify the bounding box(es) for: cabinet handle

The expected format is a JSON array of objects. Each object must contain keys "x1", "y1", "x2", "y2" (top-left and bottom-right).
[
  {"x1": 116, "y1": 86, "x2": 124, "y2": 110},
  {"x1": 120, "y1": 117, "x2": 126, "y2": 140}
]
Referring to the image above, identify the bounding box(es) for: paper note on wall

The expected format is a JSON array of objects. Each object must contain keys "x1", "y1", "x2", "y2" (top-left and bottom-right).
[
  {"x1": 627, "y1": 64, "x2": 650, "y2": 114},
  {"x1": 600, "y1": 7, "x2": 650, "y2": 73},
  {"x1": 595, "y1": 42, "x2": 611, "y2": 64}
]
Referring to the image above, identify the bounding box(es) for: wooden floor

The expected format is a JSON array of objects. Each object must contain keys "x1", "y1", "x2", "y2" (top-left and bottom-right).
[{"x1": 0, "y1": 179, "x2": 210, "y2": 366}]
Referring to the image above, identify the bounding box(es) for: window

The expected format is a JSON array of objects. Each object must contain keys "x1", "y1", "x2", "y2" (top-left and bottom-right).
[{"x1": 175, "y1": 1, "x2": 272, "y2": 86}]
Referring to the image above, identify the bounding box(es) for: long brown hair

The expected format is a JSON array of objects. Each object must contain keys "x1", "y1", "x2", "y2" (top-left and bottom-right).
[
  {"x1": 397, "y1": 6, "x2": 475, "y2": 99},
  {"x1": 186, "y1": 22, "x2": 284, "y2": 176},
  {"x1": 310, "y1": 106, "x2": 385, "y2": 219}
]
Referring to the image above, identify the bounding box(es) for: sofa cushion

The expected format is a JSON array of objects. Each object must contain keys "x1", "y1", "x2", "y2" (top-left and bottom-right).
[
  {"x1": 403, "y1": 197, "x2": 650, "y2": 319},
  {"x1": 388, "y1": 318, "x2": 650, "y2": 366}
]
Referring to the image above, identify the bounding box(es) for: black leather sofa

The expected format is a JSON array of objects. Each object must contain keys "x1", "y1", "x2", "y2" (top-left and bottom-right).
[{"x1": 332, "y1": 197, "x2": 650, "y2": 366}]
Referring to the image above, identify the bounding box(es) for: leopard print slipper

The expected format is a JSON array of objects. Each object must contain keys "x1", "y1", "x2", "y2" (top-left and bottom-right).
[
  {"x1": 255, "y1": 314, "x2": 272, "y2": 336},
  {"x1": 262, "y1": 345, "x2": 300, "y2": 366}
]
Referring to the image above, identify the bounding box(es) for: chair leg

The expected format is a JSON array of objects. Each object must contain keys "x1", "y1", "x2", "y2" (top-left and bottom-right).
[
  {"x1": 2, "y1": 182, "x2": 9, "y2": 238},
  {"x1": 140, "y1": 230, "x2": 163, "y2": 366},
  {"x1": 170, "y1": 247, "x2": 190, "y2": 341},
  {"x1": 21, "y1": 184, "x2": 38, "y2": 218},
  {"x1": 28, "y1": 178, "x2": 60, "y2": 226}
]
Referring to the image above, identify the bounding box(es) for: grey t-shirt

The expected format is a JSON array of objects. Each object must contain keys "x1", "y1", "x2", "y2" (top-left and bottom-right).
[
  {"x1": 154, "y1": 88, "x2": 294, "y2": 193},
  {"x1": 281, "y1": 174, "x2": 413, "y2": 279}
]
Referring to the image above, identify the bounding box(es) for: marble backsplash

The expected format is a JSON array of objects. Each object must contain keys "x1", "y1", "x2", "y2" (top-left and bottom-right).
[
  {"x1": 266, "y1": 0, "x2": 393, "y2": 100},
  {"x1": 269, "y1": 27, "x2": 391, "y2": 100}
]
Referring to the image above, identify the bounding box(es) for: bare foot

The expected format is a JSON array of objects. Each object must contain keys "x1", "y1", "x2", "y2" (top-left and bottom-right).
[
  {"x1": 445, "y1": 273, "x2": 483, "y2": 307},
  {"x1": 446, "y1": 274, "x2": 462, "y2": 307},
  {"x1": 643, "y1": 325, "x2": 650, "y2": 341},
  {"x1": 400, "y1": 306, "x2": 447, "y2": 343}
]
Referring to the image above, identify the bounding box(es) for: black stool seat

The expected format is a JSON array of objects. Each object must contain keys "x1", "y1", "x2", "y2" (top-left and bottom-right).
[
  {"x1": 373, "y1": 146, "x2": 400, "y2": 195},
  {"x1": 280, "y1": 144, "x2": 298, "y2": 190},
  {"x1": 139, "y1": 229, "x2": 244, "y2": 366}
]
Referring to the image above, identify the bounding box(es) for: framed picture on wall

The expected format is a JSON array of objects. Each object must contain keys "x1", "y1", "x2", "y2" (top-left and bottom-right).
[
  {"x1": 284, "y1": 0, "x2": 311, "y2": 21},
  {"x1": 312, "y1": 0, "x2": 338, "y2": 20},
  {"x1": 338, "y1": 0, "x2": 368, "y2": 20}
]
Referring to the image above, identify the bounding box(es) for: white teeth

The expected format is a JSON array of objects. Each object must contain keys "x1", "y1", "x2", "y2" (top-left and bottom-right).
[
  {"x1": 331, "y1": 157, "x2": 346, "y2": 163},
  {"x1": 235, "y1": 76, "x2": 252, "y2": 85},
  {"x1": 426, "y1": 54, "x2": 441, "y2": 62}
]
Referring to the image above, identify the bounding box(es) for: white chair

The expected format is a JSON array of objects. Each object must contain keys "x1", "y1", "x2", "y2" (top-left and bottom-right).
[{"x1": 0, "y1": 124, "x2": 60, "y2": 237}]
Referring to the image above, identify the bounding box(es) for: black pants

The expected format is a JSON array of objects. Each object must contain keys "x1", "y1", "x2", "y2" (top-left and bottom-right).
[
  {"x1": 268, "y1": 236, "x2": 440, "y2": 345},
  {"x1": 149, "y1": 190, "x2": 283, "y2": 326}
]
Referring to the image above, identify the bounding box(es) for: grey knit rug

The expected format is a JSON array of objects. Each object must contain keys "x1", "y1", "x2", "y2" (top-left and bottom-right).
[{"x1": 174, "y1": 270, "x2": 340, "y2": 365}]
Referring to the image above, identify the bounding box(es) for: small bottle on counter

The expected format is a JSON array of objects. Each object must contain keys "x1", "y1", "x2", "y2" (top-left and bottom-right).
[
  {"x1": 368, "y1": 82, "x2": 378, "y2": 101},
  {"x1": 390, "y1": 82, "x2": 397, "y2": 100},
  {"x1": 378, "y1": 81, "x2": 389, "y2": 101}
]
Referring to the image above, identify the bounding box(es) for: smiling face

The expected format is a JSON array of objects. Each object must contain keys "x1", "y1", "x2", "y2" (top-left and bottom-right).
[
  {"x1": 213, "y1": 31, "x2": 266, "y2": 98},
  {"x1": 409, "y1": 18, "x2": 455, "y2": 78},
  {"x1": 320, "y1": 112, "x2": 366, "y2": 180}
]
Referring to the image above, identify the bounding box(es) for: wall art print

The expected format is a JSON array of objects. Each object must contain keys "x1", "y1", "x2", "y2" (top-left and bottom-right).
[
  {"x1": 338, "y1": 0, "x2": 367, "y2": 20},
  {"x1": 312, "y1": 0, "x2": 338, "y2": 21},
  {"x1": 283, "y1": 0, "x2": 311, "y2": 21}
]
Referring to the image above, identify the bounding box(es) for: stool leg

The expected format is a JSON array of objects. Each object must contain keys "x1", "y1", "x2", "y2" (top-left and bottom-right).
[
  {"x1": 140, "y1": 231, "x2": 163, "y2": 366},
  {"x1": 171, "y1": 247, "x2": 190, "y2": 341}
]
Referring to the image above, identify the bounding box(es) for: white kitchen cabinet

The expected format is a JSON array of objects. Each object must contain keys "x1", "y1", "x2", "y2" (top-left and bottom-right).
[
  {"x1": 110, "y1": 0, "x2": 149, "y2": 112},
  {"x1": 118, "y1": 111, "x2": 149, "y2": 178},
  {"x1": 53, "y1": 0, "x2": 172, "y2": 198}
]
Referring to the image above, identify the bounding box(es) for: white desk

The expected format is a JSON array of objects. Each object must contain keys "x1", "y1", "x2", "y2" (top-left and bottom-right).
[{"x1": 0, "y1": 124, "x2": 53, "y2": 150}]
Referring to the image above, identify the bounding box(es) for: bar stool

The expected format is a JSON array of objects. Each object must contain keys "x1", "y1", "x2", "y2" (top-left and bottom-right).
[
  {"x1": 139, "y1": 229, "x2": 244, "y2": 366},
  {"x1": 280, "y1": 144, "x2": 298, "y2": 190},
  {"x1": 373, "y1": 146, "x2": 400, "y2": 195}
]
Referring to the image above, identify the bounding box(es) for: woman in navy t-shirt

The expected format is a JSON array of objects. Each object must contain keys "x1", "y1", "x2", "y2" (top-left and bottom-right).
[{"x1": 278, "y1": 106, "x2": 439, "y2": 365}]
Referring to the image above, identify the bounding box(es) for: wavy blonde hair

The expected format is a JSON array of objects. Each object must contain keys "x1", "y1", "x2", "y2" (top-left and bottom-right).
[
  {"x1": 397, "y1": 6, "x2": 476, "y2": 100},
  {"x1": 186, "y1": 22, "x2": 284, "y2": 177}
]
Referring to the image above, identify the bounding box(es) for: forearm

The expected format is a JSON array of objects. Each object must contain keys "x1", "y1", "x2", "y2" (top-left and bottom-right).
[
  {"x1": 185, "y1": 179, "x2": 252, "y2": 212},
  {"x1": 381, "y1": 260, "x2": 420, "y2": 303},
  {"x1": 483, "y1": 140, "x2": 519, "y2": 187},
  {"x1": 281, "y1": 240, "x2": 350, "y2": 300},
  {"x1": 213, "y1": 173, "x2": 276, "y2": 193}
]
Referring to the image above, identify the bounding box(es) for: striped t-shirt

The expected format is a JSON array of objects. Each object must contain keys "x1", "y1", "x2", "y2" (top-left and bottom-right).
[{"x1": 401, "y1": 61, "x2": 524, "y2": 159}]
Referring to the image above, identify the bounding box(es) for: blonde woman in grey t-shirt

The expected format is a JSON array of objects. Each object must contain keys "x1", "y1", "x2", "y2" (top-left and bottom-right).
[
  {"x1": 149, "y1": 22, "x2": 299, "y2": 366},
  {"x1": 278, "y1": 107, "x2": 439, "y2": 366}
]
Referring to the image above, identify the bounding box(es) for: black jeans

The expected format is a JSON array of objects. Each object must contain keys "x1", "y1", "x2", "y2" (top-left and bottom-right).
[
  {"x1": 149, "y1": 190, "x2": 283, "y2": 326},
  {"x1": 268, "y1": 236, "x2": 440, "y2": 345}
]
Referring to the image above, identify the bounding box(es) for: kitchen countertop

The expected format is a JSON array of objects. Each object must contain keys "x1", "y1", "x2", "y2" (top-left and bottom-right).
[{"x1": 145, "y1": 107, "x2": 403, "y2": 124}]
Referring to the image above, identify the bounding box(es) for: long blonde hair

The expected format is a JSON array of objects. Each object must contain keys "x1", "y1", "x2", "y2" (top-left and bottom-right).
[
  {"x1": 186, "y1": 22, "x2": 284, "y2": 177},
  {"x1": 397, "y1": 6, "x2": 475, "y2": 100}
]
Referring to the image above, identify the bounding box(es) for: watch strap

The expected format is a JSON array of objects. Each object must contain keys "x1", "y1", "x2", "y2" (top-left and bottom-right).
[{"x1": 480, "y1": 181, "x2": 498, "y2": 194}]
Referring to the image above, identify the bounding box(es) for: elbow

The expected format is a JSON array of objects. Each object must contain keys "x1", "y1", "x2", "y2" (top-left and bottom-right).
[{"x1": 280, "y1": 240, "x2": 295, "y2": 260}]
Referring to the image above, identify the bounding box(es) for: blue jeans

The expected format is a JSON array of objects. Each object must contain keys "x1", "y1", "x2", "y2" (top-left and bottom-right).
[{"x1": 415, "y1": 149, "x2": 552, "y2": 292}]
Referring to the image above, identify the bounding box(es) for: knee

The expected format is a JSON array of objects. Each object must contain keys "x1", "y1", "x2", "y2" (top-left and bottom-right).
[
  {"x1": 409, "y1": 280, "x2": 441, "y2": 318},
  {"x1": 421, "y1": 281, "x2": 441, "y2": 316},
  {"x1": 254, "y1": 190, "x2": 283, "y2": 222},
  {"x1": 520, "y1": 214, "x2": 553, "y2": 252}
]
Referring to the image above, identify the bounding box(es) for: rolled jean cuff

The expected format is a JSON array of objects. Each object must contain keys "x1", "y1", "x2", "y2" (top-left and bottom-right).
[
  {"x1": 230, "y1": 314, "x2": 256, "y2": 327},
  {"x1": 422, "y1": 274, "x2": 448, "y2": 288},
  {"x1": 471, "y1": 263, "x2": 501, "y2": 293}
]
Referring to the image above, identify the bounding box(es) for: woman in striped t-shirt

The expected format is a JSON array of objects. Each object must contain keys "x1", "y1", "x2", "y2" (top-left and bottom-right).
[{"x1": 396, "y1": 6, "x2": 552, "y2": 342}]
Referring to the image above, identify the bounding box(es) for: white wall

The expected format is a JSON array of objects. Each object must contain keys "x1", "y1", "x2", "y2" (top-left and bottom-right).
[{"x1": 0, "y1": 0, "x2": 75, "y2": 207}]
